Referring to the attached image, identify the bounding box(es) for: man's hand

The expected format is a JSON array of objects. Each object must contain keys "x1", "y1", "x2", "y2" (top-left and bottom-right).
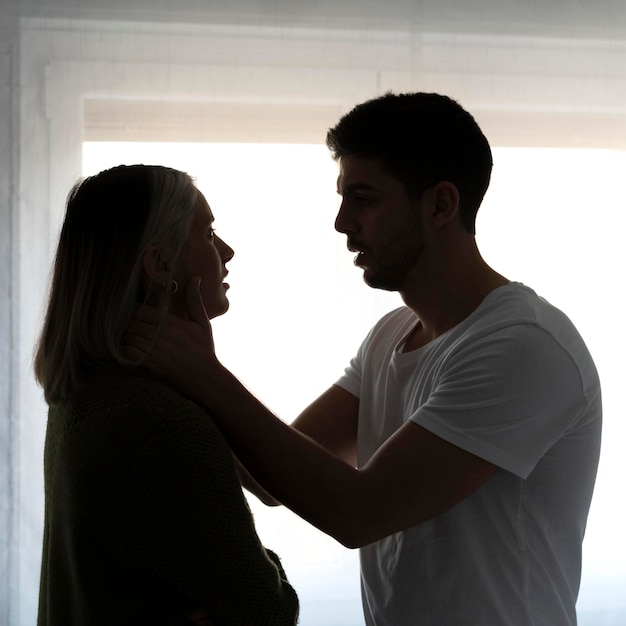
[
  {"x1": 184, "y1": 607, "x2": 214, "y2": 625},
  {"x1": 123, "y1": 276, "x2": 218, "y2": 398}
]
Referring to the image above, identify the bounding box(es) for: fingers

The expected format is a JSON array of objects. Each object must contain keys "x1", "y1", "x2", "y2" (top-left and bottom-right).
[
  {"x1": 186, "y1": 276, "x2": 210, "y2": 328},
  {"x1": 123, "y1": 307, "x2": 164, "y2": 364},
  {"x1": 120, "y1": 281, "x2": 217, "y2": 385},
  {"x1": 127, "y1": 319, "x2": 160, "y2": 341},
  {"x1": 132, "y1": 303, "x2": 163, "y2": 326},
  {"x1": 185, "y1": 607, "x2": 214, "y2": 625},
  {"x1": 122, "y1": 332, "x2": 155, "y2": 354},
  {"x1": 120, "y1": 328, "x2": 157, "y2": 363},
  {"x1": 119, "y1": 343, "x2": 146, "y2": 363}
]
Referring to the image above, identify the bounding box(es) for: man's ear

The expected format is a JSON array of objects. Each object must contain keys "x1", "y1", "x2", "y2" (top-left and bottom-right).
[
  {"x1": 142, "y1": 245, "x2": 171, "y2": 285},
  {"x1": 431, "y1": 181, "x2": 460, "y2": 228}
]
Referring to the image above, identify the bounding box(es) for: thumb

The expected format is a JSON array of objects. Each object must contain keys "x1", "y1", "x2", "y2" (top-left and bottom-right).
[{"x1": 186, "y1": 276, "x2": 210, "y2": 327}]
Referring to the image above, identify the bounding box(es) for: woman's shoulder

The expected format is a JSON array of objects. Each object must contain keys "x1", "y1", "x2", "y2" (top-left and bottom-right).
[
  {"x1": 49, "y1": 366, "x2": 229, "y2": 475},
  {"x1": 65, "y1": 366, "x2": 206, "y2": 429}
]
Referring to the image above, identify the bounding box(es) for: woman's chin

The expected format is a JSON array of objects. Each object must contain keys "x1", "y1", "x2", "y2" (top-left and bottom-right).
[{"x1": 204, "y1": 296, "x2": 230, "y2": 321}]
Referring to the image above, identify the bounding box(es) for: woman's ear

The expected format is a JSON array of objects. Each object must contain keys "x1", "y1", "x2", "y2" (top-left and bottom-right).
[
  {"x1": 142, "y1": 245, "x2": 171, "y2": 285},
  {"x1": 431, "y1": 181, "x2": 460, "y2": 228}
]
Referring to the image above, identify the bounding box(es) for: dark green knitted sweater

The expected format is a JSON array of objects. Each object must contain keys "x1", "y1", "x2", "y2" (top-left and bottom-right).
[{"x1": 37, "y1": 368, "x2": 299, "y2": 625}]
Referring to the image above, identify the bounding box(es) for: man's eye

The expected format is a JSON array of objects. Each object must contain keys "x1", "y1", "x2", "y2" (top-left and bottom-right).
[
  {"x1": 354, "y1": 195, "x2": 372, "y2": 206},
  {"x1": 207, "y1": 228, "x2": 216, "y2": 240}
]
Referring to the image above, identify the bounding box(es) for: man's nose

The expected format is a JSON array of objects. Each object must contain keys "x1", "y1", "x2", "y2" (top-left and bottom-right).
[{"x1": 334, "y1": 200, "x2": 356, "y2": 234}]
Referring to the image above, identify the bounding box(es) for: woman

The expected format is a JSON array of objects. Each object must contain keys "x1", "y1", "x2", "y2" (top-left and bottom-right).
[{"x1": 34, "y1": 165, "x2": 299, "y2": 625}]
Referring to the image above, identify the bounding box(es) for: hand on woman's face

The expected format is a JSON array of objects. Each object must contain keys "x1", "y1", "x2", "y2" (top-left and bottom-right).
[
  {"x1": 184, "y1": 606, "x2": 214, "y2": 625},
  {"x1": 171, "y1": 193, "x2": 234, "y2": 321}
]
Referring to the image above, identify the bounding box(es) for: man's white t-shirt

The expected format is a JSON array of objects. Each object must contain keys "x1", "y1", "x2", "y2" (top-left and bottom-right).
[{"x1": 335, "y1": 283, "x2": 601, "y2": 626}]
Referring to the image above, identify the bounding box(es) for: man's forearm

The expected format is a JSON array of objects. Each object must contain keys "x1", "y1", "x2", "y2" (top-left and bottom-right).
[
  {"x1": 195, "y1": 363, "x2": 367, "y2": 548},
  {"x1": 234, "y1": 454, "x2": 281, "y2": 507}
]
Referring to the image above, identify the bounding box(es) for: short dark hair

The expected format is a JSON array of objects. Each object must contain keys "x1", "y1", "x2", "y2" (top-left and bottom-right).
[{"x1": 326, "y1": 92, "x2": 492, "y2": 234}]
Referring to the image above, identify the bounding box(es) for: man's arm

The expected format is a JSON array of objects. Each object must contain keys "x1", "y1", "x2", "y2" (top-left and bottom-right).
[
  {"x1": 234, "y1": 455, "x2": 281, "y2": 506},
  {"x1": 291, "y1": 385, "x2": 359, "y2": 467},
  {"x1": 187, "y1": 365, "x2": 497, "y2": 548},
  {"x1": 236, "y1": 385, "x2": 358, "y2": 505},
  {"x1": 127, "y1": 282, "x2": 497, "y2": 548}
]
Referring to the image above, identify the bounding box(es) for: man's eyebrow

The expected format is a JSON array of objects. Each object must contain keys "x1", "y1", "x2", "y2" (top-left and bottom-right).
[{"x1": 336, "y1": 182, "x2": 379, "y2": 195}]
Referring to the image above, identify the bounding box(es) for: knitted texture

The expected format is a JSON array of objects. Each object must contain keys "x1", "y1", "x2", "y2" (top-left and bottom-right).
[{"x1": 37, "y1": 367, "x2": 299, "y2": 625}]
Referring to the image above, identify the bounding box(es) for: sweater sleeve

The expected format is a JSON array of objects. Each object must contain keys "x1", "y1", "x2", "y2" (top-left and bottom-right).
[{"x1": 124, "y1": 409, "x2": 299, "y2": 625}]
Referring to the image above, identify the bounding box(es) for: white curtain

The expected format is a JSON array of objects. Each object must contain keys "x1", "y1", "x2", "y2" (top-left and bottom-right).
[{"x1": 1, "y1": 1, "x2": 625, "y2": 624}]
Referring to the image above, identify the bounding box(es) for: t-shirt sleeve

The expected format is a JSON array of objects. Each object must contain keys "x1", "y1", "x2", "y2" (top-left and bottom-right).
[
  {"x1": 411, "y1": 324, "x2": 588, "y2": 478},
  {"x1": 124, "y1": 413, "x2": 299, "y2": 625},
  {"x1": 335, "y1": 307, "x2": 415, "y2": 399},
  {"x1": 334, "y1": 353, "x2": 362, "y2": 399}
]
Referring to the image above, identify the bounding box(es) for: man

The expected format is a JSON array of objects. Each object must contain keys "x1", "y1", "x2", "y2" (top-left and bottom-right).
[{"x1": 128, "y1": 92, "x2": 602, "y2": 625}]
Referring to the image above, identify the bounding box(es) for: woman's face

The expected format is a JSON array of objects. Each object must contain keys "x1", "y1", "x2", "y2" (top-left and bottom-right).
[{"x1": 172, "y1": 192, "x2": 234, "y2": 320}]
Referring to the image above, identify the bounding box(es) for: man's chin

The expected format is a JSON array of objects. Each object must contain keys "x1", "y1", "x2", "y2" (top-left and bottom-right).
[{"x1": 363, "y1": 272, "x2": 399, "y2": 292}]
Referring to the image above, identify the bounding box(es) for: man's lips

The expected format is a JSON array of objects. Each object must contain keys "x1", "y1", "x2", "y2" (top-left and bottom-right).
[
  {"x1": 347, "y1": 244, "x2": 368, "y2": 267},
  {"x1": 349, "y1": 249, "x2": 368, "y2": 267},
  {"x1": 347, "y1": 242, "x2": 366, "y2": 254}
]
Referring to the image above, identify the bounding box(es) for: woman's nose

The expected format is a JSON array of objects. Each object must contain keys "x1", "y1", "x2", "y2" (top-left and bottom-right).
[{"x1": 217, "y1": 237, "x2": 234, "y2": 263}]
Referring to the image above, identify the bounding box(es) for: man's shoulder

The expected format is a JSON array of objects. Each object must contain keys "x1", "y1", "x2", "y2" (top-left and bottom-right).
[
  {"x1": 464, "y1": 282, "x2": 568, "y2": 332},
  {"x1": 361, "y1": 306, "x2": 417, "y2": 348},
  {"x1": 374, "y1": 306, "x2": 416, "y2": 331},
  {"x1": 454, "y1": 283, "x2": 597, "y2": 381}
]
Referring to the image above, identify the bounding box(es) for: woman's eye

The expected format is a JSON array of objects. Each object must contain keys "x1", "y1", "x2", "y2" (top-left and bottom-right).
[{"x1": 207, "y1": 228, "x2": 216, "y2": 240}]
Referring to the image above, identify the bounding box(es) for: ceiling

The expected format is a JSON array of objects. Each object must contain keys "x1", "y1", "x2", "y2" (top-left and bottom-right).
[{"x1": 4, "y1": 0, "x2": 626, "y2": 39}]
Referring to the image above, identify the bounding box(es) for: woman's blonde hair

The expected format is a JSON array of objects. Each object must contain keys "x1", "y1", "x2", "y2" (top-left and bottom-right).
[{"x1": 34, "y1": 164, "x2": 199, "y2": 404}]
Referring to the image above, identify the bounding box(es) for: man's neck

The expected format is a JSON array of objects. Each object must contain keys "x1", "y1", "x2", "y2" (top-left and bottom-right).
[{"x1": 399, "y1": 253, "x2": 510, "y2": 351}]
